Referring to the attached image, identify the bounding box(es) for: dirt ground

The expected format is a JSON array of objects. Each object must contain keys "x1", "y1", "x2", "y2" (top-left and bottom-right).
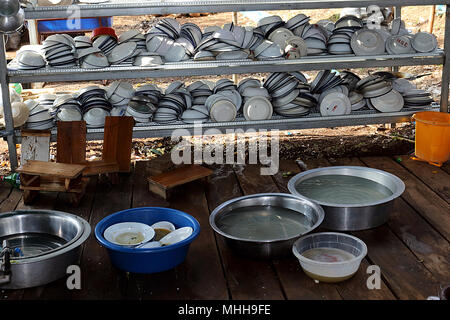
[{"x1": 0, "y1": 6, "x2": 444, "y2": 173}]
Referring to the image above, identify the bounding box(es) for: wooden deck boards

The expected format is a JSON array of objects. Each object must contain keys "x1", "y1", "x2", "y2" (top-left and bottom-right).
[{"x1": 0, "y1": 155, "x2": 448, "y2": 300}]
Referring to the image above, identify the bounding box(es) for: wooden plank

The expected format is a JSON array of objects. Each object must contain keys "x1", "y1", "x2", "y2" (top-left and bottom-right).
[
  {"x1": 16, "y1": 160, "x2": 86, "y2": 179},
  {"x1": 360, "y1": 156, "x2": 450, "y2": 241},
  {"x1": 205, "y1": 164, "x2": 284, "y2": 300},
  {"x1": 68, "y1": 168, "x2": 134, "y2": 299},
  {"x1": 56, "y1": 121, "x2": 87, "y2": 164},
  {"x1": 395, "y1": 156, "x2": 450, "y2": 203},
  {"x1": 102, "y1": 117, "x2": 134, "y2": 172},
  {"x1": 330, "y1": 157, "x2": 450, "y2": 284},
  {"x1": 82, "y1": 161, "x2": 120, "y2": 176},
  {"x1": 305, "y1": 157, "x2": 441, "y2": 299},
  {"x1": 20, "y1": 178, "x2": 88, "y2": 193}
]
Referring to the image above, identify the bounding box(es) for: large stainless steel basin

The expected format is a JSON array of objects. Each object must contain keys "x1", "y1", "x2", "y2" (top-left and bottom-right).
[
  {"x1": 288, "y1": 166, "x2": 405, "y2": 231},
  {"x1": 0, "y1": 210, "x2": 91, "y2": 289}
]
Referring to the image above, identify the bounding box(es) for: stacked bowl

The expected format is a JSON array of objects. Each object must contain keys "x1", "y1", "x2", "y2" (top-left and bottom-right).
[
  {"x1": 16, "y1": 50, "x2": 46, "y2": 70},
  {"x1": 92, "y1": 27, "x2": 118, "y2": 55},
  {"x1": 51, "y1": 94, "x2": 83, "y2": 122},
  {"x1": 24, "y1": 100, "x2": 53, "y2": 130},
  {"x1": 126, "y1": 95, "x2": 157, "y2": 123},
  {"x1": 42, "y1": 34, "x2": 77, "y2": 68}
]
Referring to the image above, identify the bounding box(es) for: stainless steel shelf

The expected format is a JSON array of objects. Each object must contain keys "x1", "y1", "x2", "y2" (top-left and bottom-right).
[
  {"x1": 23, "y1": 107, "x2": 431, "y2": 142},
  {"x1": 23, "y1": 0, "x2": 450, "y2": 20},
  {"x1": 8, "y1": 51, "x2": 444, "y2": 83}
]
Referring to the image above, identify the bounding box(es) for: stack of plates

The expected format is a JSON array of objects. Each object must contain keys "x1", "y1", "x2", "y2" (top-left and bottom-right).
[
  {"x1": 368, "y1": 89, "x2": 404, "y2": 113},
  {"x1": 118, "y1": 30, "x2": 146, "y2": 52},
  {"x1": 298, "y1": 24, "x2": 328, "y2": 56},
  {"x1": 107, "y1": 42, "x2": 139, "y2": 66},
  {"x1": 180, "y1": 23, "x2": 203, "y2": 54},
  {"x1": 351, "y1": 29, "x2": 386, "y2": 56},
  {"x1": 390, "y1": 18, "x2": 408, "y2": 36},
  {"x1": 356, "y1": 75, "x2": 392, "y2": 99},
  {"x1": 16, "y1": 50, "x2": 46, "y2": 70},
  {"x1": 78, "y1": 47, "x2": 109, "y2": 69},
  {"x1": 411, "y1": 32, "x2": 438, "y2": 53},
  {"x1": 348, "y1": 91, "x2": 366, "y2": 111},
  {"x1": 83, "y1": 107, "x2": 110, "y2": 128},
  {"x1": 205, "y1": 93, "x2": 237, "y2": 122},
  {"x1": 74, "y1": 36, "x2": 92, "y2": 49},
  {"x1": 284, "y1": 36, "x2": 308, "y2": 59},
  {"x1": 107, "y1": 81, "x2": 135, "y2": 108},
  {"x1": 319, "y1": 92, "x2": 352, "y2": 116},
  {"x1": 402, "y1": 89, "x2": 434, "y2": 108},
  {"x1": 256, "y1": 15, "x2": 285, "y2": 38},
  {"x1": 285, "y1": 13, "x2": 310, "y2": 36},
  {"x1": 327, "y1": 16, "x2": 363, "y2": 55},
  {"x1": 238, "y1": 78, "x2": 262, "y2": 95},
  {"x1": 253, "y1": 39, "x2": 284, "y2": 60},
  {"x1": 187, "y1": 81, "x2": 213, "y2": 107},
  {"x1": 76, "y1": 85, "x2": 112, "y2": 115},
  {"x1": 135, "y1": 84, "x2": 163, "y2": 106},
  {"x1": 24, "y1": 100, "x2": 54, "y2": 130},
  {"x1": 92, "y1": 32, "x2": 118, "y2": 55},
  {"x1": 133, "y1": 51, "x2": 164, "y2": 67},
  {"x1": 181, "y1": 105, "x2": 210, "y2": 124},
  {"x1": 309, "y1": 70, "x2": 343, "y2": 94},
  {"x1": 153, "y1": 93, "x2": 186, "y2": 124},
  {"x1": 126, "y1": 95, "x2": 157, "y2": 123},
  {"x1": 386, "y1": 34, "x2": 414, "y2": 55},
  {"x1": 392, "y1": 78, "x2": 416, "y2": 94},
  {"x1": 146, "y1": 35, "x2": 188, "y2": 62},
  {"x1": 36, "y1": 94, "x2": 57, "y2": 111},
  {"x1": 268, "y1": 27, "x2": 294, "y2": 50},
  {"x1": 42, "y1": 34, "x2": 78, "y2": 68},
  {"x1": 51, "y1": 94, "x2": 83, "y2": 121},
  {"x1": 318, "y1": 85, "x2": 349, "y2": 105},
  {"x1": 340, "y1": 71, "x2": 361, "y2": 91}
]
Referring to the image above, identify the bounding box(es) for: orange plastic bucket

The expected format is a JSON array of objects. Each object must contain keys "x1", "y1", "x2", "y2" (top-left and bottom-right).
[{"x1": 412, "y1": 111, "x2": 450, "y2": 166}]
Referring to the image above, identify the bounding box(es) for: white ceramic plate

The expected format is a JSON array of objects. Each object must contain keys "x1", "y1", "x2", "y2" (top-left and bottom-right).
[
  {"x1": 243, "y1": 96, "x2": 273, "y2": 120},
  {"x1": 104, "y1": 222, "x2": 155, "y2": 246},
  {"x1": 320, "y1": 92, "x2": 351, "y2": 116}
]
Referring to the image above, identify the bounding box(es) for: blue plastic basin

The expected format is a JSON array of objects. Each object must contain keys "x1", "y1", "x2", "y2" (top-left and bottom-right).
[{"x1": 95, "y1": 207, "x2": 200, "y2": 274}]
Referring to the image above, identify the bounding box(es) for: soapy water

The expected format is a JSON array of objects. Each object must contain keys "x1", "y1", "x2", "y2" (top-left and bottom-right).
[
  {"x1": 216, "y1": 205, "x2": 314, "y2": 241},
  {"x1": 295, "y1": 174, "x2": 393, "y2": 205}
]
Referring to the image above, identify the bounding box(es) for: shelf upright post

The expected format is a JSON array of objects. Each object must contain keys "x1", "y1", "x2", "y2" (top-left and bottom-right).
[
  {"x1": 0, "y1": 35, "x2": 19, "y2": 171},
  {"x1": 441, "y1": 5, "x2": 450, "y2": 113}
]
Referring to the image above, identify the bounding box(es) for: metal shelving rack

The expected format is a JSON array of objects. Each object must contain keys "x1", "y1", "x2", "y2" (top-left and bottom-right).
[{"x1": 1, "y1": 0, "x2": 449, "y2": 170}]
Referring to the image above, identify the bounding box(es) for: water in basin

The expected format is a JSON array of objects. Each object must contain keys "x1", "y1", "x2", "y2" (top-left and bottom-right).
[
  {"x1": 295, "y1": 174, "x2": 393, "y2": 205},
  {"x1": 0, "y1": 233, "x2": 68, "y2": 258},
  {"x1": 216, "y1": 205, "x2": 313, "y2": 241}
]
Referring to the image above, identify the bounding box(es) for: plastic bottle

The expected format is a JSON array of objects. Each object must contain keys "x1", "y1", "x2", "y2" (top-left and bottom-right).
[{"x1": 0, "y1": 173, "x2": 20, "y2": 188}]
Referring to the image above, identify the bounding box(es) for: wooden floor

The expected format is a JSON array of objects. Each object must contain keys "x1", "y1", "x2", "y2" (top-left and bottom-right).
[{"x1": 0, "y1": 155, "x2": 449, "y2": 300}]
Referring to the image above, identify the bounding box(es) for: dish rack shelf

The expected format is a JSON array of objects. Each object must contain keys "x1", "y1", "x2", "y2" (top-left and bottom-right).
[{"x1": 1, "y1": 0, "x2": 450, "y2": 171}]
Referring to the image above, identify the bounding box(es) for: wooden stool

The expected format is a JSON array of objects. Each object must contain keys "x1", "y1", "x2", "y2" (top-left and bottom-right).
[
  {"x1": 16, "y1": 160, "x2": 89, "y2": 206},
  {"x1": 148, "y1": 164, "x2": 213, "y2": 199}
]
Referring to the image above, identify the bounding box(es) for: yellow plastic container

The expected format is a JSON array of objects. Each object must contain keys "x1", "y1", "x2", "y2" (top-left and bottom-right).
[{"x1": 412, "y1": 111, "x2": 450, "y2": 167}]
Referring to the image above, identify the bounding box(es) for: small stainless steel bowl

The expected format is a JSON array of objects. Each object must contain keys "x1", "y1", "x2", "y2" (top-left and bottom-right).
[
  {"x1": 0, "y1": 0, "x2": 20, "y2": 17},
  {"x1": 0, "y1": 210, "x2": 91, "y2": 289},
  {"x1": 209, "y1": 193, "x2": 324, "y2": 259},
  {"x1": 288, "y1": 166, "x2": 405, "y2": 231},
  {"x1": 0, "y1": 8, "x2": 24, "y2": 34}
]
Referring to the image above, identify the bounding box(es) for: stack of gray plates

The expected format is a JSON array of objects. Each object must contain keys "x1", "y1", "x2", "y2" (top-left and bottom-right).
[
  {"x1": 36, "y1": 94, "x2": 57, "y2": 111},
  {"x1": 42, "y1": 34, "x2": 78, "y2": 68},
  {"x1": 153, "y1": 92, "x2": 187, "y2": 124},
  {"x1": 74, "y1": 36, "x2": 92, "y2": 49},
  {"x1": 107, "y1": 81, "x2": 135, "y2": 108},
  {"x1": 16, "y1": 50, "x2": 46, "y2": 70},
  {"x1": 256, "y1": 15, "x2": 285, "y2": 38},
  {"x1": 76, "y1": 85, "x2": 112, "y2": 116},
  {"x1": 348, "y1": 91, "x2": 366, "y2": 111},
  {"x1": 187, "y1": 81, "x2": 213, "y2": 107},
  {"x1": 327, "y1": 15, "x2": 363, "y2": 55},
  {"x1": 356, "y1": 75, "x2": 392, "y2": 99},
  {"x1": 93, "y1": 34, "x2": 117, "y2": 55},
  {"x1": 107, "y1": 42, "x2": 139, "y2": 66},
  {"x1": 51, "y1": 94, "x2": 83, "y2": 121},
  {"x1": 297, "y1": 24, "x2": 328, "y2": 56},
  {"x1": 134, "y1": 84, "x2": 163, "y2": 106},
  {"x1": 285, "y1": 13, "x2": 311, "y2": 35},
  {"x1": 309, "y1": 70, "x2": 343, "y2": 94},
  {"x1": 78, "y1": 46, "x2": 109, "y2": 69},
  {"x1": 24, "y1": 100, "x2": 54, "y2": 130},
  {"x1": 402, "y1": 89, "x2": 434, "y2": 108},
  {"x1": 118, "y1": 30, "x2": 147, "y2": 52},
  {"x1": 126, "y1": 95, "x2": 157, "y2": 123}
]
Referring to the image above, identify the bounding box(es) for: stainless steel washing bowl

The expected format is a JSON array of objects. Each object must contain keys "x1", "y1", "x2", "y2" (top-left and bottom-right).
[
  {"x1": 288, "y1": 166, "x2": 405, "y2": 231},
  {"x1": 209, "y1": 193, "x2": 324, "y2": 259},
  {"x1": 0, "y1": 210, "x2": 91, "y2": 289}
]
